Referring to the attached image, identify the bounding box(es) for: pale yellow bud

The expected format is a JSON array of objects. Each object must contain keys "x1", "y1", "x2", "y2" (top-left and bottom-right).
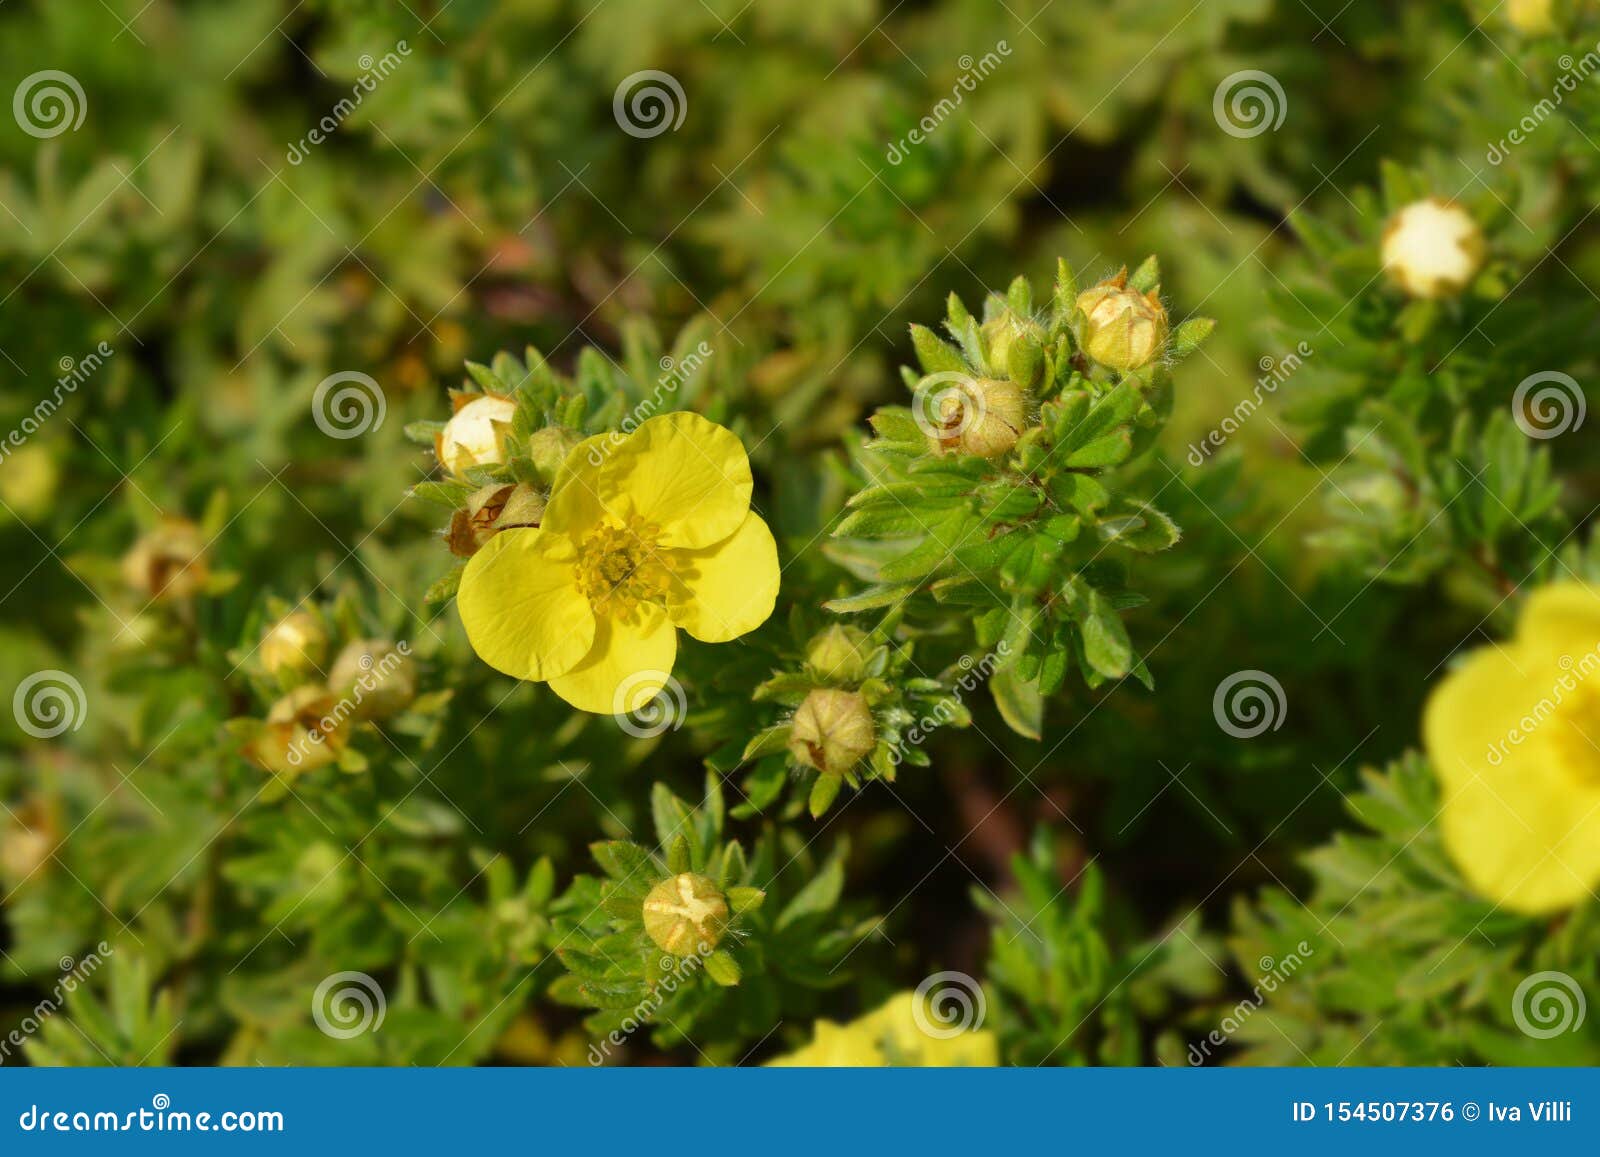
[
  {"x1": 435, "y1": 394, "x2": 517, "y2": 477},
  {"x1": 1075, "y1": 271, "x2": 1169, "y2": 372},
  {"x1": 260, "y1": 612, "x2": 328, "y2": 677},
  {"x1": 788, "y1": 688, "x2": 876, "y2": 775},
  {"x1": 929, "y1": 377, "x2": 1027, "y2": 460},
  {"x1": 1507, "y1": 0, "x2": 1557, "y2": 34},
  {"x1": 642, "y1": 872, "x2": 730, "y2": 957},
  {"x1": 328, "y1": 639, "x2": 416, "y2": 721},
  {"x1": 1382, "y1": 198, "x2": 1484, "y2": 299},
  {"x1": 804, "y1": 625, "x2": 873, "y2": 685},
  {"x1": 246, "y1": 686, "x2": 348, "y2": 775}
]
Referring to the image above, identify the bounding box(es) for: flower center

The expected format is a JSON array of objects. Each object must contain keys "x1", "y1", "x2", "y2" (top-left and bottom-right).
[
  {"x1": 1549, "y1": 679, "x2": 1600, "y2": 785},
  {"x1": 575, "y1": 517, "x2": 672, "y2": 618}
]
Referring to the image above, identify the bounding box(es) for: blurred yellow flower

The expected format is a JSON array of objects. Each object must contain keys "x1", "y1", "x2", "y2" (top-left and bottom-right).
[
  {"x1": 767, "y1": 992, "x2": 998, "y2": 1067},
  {"x1": 1424, "y1": 582, "x2": 1600, "y2": 914},
  {"x1": 457, "y1": 412, "x2": 779, "y2": 714}
]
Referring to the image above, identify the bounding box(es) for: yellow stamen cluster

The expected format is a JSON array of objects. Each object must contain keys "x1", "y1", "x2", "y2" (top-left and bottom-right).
[{"x1": 575, "y1": 517, "x2": 673, "y2": 617}]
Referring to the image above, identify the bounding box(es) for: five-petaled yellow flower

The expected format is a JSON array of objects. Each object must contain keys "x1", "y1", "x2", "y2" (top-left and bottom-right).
[
  {"x1": 1424, "y1": 582, "x2": 1600, "y2": 914},
  {"x1": 457, "y1": 412, "x2": 780, "y2": 715}
]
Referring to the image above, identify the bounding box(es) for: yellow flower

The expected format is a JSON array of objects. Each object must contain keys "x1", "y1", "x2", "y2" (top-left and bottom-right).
[
  {"x1": 1381, "y1": 198, "x2": 1484, "y2": 299},
  {"x1": 457, "y1": 412, "x2": 780, "y2": 714},
  {"x1": 1424, "y1": 582, "x2": 1600, "y2": 914},
  {"x1": 767, "y1": 992, "x2": 998, "y2": 1067}
]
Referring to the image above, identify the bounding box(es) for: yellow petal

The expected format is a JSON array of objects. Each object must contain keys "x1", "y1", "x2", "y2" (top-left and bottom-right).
[
  {"x1": 665, "y1": 511, "x2": 780, "y2": 643},
  {"x1": 541, "y1": 433, "x2": 616, "y2": 537},
  {"x1": 1424, "y1": 642, "x2": 1600, "y2": 913},
  {"x1": 457, "y1": 528, "x2": 595, "y2": 681},
  {"x1": 598, "y1": 412, "x2": 752, "y2": 549},
  {"x1": 1516, "y1": 581, "x2": 1600, "y2": 661},
  {"x1": 547, "y1": 604, "x2": 678, "y2": 715}
]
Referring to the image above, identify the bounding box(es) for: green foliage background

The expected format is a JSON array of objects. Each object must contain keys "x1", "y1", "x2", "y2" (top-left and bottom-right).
[{"x1": 1, "y1": 0, "x2": 1598, "y2": 1066}]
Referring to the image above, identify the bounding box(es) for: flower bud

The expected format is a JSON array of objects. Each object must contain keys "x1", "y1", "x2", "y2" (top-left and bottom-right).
[
  {"x1": 121, "y1": 518, "x2": 209, "y2": 602},
  {"x1": 246, "y1": 686, "x2": 348, "y2": 775},
  {"x1": 260, "y1": 612, "x2": 328, "y2": 677},
  {"x1": 328, "y1": 638, "x2": 416, "y2": 721},
  {"x1": 1075, "y1": 271, "x2": 1169, "y2": 372},
  {"x1": 1381, "y1": 198, "x2": 1484, "y2": 299},
  {"x1": 788, "y1": 688, "x2": 876, "y2": 775},
  {"x1": 447, "y1": 483, "x2": 545, "y2": 558},
  {"x1": 981, "y1": 312, "x2": 1039, "y2": 376},
  {"x1": 0, "y1": 443, "x2": 59, "y2": 522},
  {"x1": 1, "y1": 806, "x2": 55, "y2": 883},
  {"x1": 929, "y1": 377, "x2": 1027, "y2": 460},
  {"x1": 526, "y1": 427, "x2": 581, "y2": 484},
  {"x1": 804, "y1": 625, "x2": 873, "y2": 685},
  {"x1": 1507, "y1": 0, "x2": 1556, "y2": 34},
  {"x1": 642, "y1": 872, "x2": 730, "y2": 957},
  {"x1": 435, "y1": 393, "x2": 517, "y2": 477}
]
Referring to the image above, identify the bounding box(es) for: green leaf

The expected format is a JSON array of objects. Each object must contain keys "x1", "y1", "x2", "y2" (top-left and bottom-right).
[{"x1": 990, "y1": 666, "x2": 1043, "y2": 740}]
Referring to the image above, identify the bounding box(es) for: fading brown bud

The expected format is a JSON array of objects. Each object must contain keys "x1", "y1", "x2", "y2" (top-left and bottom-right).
[
  {"x1": 246, "y1": 685, "x2": 349, "y2": 775},
  {"x1": 435, "y1": 393, "x2": 517, "y2": 477},
  {"x1": 447, "y1": 483, "x2": 546, "y2": 558},
  {"x1": 804, "y1": 625, "x2": 873, "y2": 685},
  {"x1": 788, "y1": 688, "x2": 876, "y2": 775},
  {"x1": 260, "y1": 612, "x2": 329, "y2": 677},
  {"x1": 328, "y1": 639, "x2": 417, "y2": 721},
  {"x1": 642, "y1": 872, "x2": 730, "y2": 957},
  {"x1": 121, "y1": 518, "x2": 209, "y2": 602},
  {"x1": 1075, "y1": 270, "x2": 1169, "y2": 372}
]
